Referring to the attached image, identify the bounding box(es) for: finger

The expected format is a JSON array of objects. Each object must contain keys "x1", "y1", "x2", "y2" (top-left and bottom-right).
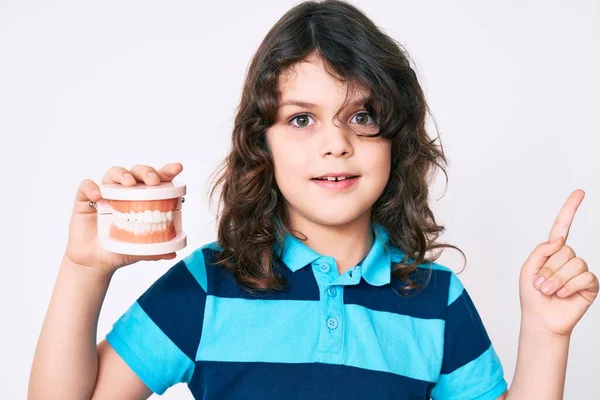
[
  {"x1": 73, "y1": 179, "x2": 102, "y2": 214},
  {"x1": 101, "y1": 166, "x2": 137, "y2": 186},
  {"x1": 155, "y1": 162, "x2": 183, "y2": 182},
  {"x1": 555, "y1": 271, "x2": 599, "y2": 303},
  {"x1": 548, "y1": 189, "x2": 585, "y2": 242},
  {"x1": 537, "y1": 257, "x2": 587, "y2": 296},
  {"x1": 128, "y1": 164, "x2": 162, "y2": 185},
  {"x1": 522, "y1": 235, "x2": 565, "y2": 274},
  {"x1": 533, "y1": 244, "x2": 576, "y2": 289},
  {"x1": 134, "y1": 252, "x2": 177, "y2": 262}
]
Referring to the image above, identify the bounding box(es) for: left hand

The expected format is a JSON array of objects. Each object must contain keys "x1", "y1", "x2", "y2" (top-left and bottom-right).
[{"x1": 519, "y1": 189, "x2": 598, "y2": 337}]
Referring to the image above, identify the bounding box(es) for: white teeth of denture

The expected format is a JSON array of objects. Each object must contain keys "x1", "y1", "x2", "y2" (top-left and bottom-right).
[{"x1": 113, "y1": 210, "x2": 173, "y2": 233}]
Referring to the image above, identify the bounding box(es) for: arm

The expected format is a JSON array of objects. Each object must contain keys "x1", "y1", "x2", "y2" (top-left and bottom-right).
[
  {"x1": 495, "y1": 322, "x2": 568, "y2": 400},
  {"x1": 504, "y1": 322, "x2": 569, "y2": 400},
  {"x1": 28, "y1": 255, "x2": 151, "y2": 400},
  {"x1": 91, "y1": 339, "x2": 153, "y2": 399}
]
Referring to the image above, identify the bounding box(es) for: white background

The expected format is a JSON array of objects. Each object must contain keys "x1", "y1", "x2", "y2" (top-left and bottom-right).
[{"x1": 1, "y1": 0, "x2": 598, "y2": 398}]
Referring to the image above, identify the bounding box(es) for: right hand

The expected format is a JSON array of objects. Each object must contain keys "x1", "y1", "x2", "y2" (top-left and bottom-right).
[{"x1": 64, "y1": 162, "x2": 184, "y2": 274}]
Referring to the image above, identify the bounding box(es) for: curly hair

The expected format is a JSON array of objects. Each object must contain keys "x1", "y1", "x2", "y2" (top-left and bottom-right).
[{"x1": 208, "y1": 0, "x2": 465, "y2": 296}]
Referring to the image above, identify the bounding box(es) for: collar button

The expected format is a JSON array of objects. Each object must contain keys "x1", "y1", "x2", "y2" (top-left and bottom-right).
[{"x1": 318, "y1": 263, "x2": 331, "y2": 273}]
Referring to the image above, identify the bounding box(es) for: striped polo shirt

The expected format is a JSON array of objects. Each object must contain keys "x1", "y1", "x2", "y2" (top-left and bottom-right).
[{"x1": 106, "y1": 222, "x2": 508, "y2": 399}]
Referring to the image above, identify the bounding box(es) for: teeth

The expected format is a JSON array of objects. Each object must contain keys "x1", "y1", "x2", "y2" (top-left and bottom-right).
[
  {"x1": 114, "y1": 210, "x2": 173, "y2": 222},
  {"x1": 143, "y1": 210, "x2": 153, "y2": 223},
  {"x1": 318, "y1": 176, "x2": 351, "y2": 181},
  {"x1": 113, "y1": 210, "x2": 174, "y2": 234}
]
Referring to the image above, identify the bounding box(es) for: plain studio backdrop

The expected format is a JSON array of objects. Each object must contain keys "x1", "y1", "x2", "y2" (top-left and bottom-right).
[{"x1": 0, "y1": 0, "x2": 598, "y2": 398}]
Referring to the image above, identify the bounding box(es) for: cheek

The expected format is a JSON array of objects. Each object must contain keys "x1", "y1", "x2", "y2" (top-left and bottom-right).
[
  {"x1": 368, "y1": 143, "x2": 392, "y2": 178},
  {"x1": 380, "y1": 153, "x2": 392, "y2": 178},
  {"x1": 274, "y1": 158, "x2": 309, "y2": 191},
  {"x1": 269, "y1": 144, "x2": 309, "y2": 193},
  {"x1": 369, "y1": 153, "x2": 392, "y2": 195},
  {"x1": 270, "y1": 141, "x2": 306, "y2": 175}
]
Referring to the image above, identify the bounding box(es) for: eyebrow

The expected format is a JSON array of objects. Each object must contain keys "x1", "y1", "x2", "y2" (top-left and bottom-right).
[{"x1": 278, "y1": 96, "x2": 369, "y2": 109}]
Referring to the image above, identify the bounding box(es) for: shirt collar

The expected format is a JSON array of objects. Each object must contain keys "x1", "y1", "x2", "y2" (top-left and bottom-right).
[{"x1": 273, "y1": 222, "x2": 402, "y2": 286}]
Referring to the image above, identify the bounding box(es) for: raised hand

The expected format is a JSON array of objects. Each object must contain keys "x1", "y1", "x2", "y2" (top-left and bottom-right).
[
  {"x1": 518, "y1": 189, "x2": 598, "y2": 337},
  {"x1": 64, "y1": 162, "x2": 184, "y2": 274}
]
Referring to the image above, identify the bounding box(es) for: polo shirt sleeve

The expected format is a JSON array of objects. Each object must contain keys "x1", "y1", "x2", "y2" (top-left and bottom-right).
[
  {"x1": 105, "y1": 248, "x2": 208, "y2": 395},
  {"x1": 431, "y1": 271, "x2": 508, "y2": 400}
]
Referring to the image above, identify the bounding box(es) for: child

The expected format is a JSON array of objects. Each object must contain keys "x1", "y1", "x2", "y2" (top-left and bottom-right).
[{"x1": 29, "y1": 1, "x2": 597, "y2": 399}]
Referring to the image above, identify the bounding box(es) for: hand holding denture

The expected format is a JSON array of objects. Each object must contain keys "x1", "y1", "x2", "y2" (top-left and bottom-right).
[{"x1": 64, "y1": 162, "x2": 185, "y2": 273}]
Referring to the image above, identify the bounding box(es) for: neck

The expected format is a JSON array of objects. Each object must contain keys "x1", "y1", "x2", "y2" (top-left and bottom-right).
[{"x1": 287, "y1": 210, "x2": 374, "y2": 275}]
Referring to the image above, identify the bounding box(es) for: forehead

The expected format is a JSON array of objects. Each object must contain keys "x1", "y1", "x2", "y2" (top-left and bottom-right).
[{"x1": 277, "y1": 56, "x2": 370, "y2": 104}]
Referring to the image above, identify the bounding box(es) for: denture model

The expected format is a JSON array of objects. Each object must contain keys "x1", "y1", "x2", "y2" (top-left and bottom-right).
[{"x1": 96, "y1": 181, "x2": 187, "y2": 255}]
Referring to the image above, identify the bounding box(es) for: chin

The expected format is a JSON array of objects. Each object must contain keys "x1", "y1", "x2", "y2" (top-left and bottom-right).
[{"x1": 304, "y1": 208, "x2": 369, "y2": 227}]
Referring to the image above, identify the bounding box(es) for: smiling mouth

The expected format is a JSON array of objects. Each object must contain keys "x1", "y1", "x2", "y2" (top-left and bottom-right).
[
  {"x1": 311, "y1": 175, "x2": 358, "y2": 182},
  {"x1": 310, "y1": 176, "x2": 360, "y2": 192}
]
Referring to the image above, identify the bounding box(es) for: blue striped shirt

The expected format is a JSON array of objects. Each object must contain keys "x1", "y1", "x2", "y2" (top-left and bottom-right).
[{"x1": 106, "y1": 223, "x2": 508, "y2": 399}]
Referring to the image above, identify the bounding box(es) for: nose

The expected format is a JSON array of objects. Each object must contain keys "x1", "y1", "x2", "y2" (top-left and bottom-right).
[{"x1": 319, "y1": 121, "x2": 354, "y2": 158}]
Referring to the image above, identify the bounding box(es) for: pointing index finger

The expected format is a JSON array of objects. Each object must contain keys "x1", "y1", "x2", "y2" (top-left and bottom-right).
[{"x1": 548, "y1": 189, "x2": 585, "y2": 242}]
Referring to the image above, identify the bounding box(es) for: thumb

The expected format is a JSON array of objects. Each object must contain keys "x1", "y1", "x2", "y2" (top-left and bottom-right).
[
  {"x1": 133, "y1": 252, "x2": 178, "y2": 262},
  {"x1": 522, "y1": 235, "x2": 565, "y2": 274}
]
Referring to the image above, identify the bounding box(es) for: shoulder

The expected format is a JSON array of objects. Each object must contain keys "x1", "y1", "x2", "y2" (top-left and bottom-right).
[
  {"x1": 426, "y1": 262, "x2": 466, "y2": 307},
  {"x1": 137, "y1": 240, "x2": 223, "y2": 306},
  {"x1": 392, "y1": 250, "x2": 465, "y2": 308},
  {"x1": 130, "y1": 241, "x2": 224, "y2": 359},
  {"x1": 171, "y1": 240, "x2": 223, "y2": 292}
]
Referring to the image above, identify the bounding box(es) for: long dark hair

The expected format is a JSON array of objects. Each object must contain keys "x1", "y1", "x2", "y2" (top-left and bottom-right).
[{"x1": 208, "y1": 0, "x2": 465, "y2": 296}]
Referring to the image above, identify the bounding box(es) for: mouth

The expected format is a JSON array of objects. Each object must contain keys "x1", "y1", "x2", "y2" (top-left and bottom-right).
[
  {"x1": 312, "y1": 175, "x2": 358, "y2": 182},
  {"x1": 311, "y1": 175, "x2": 360, "y2": 190}
]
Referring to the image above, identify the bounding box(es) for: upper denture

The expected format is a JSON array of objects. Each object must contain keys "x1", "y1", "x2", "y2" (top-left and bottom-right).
[{"x1": 108, "y1": 198, "x2": 179, "y2": 213}]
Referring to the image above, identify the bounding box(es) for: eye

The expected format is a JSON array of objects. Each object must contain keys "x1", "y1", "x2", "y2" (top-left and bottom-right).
[
  {"x1": 351, "y1": 112, "x2": 376, "y2": 126},
  {"x1": 287, "y1": 111, "x2": 377, "y2": 130},
  {"x1": 288, "y1": 114, "x2": 314, "y2": 129}
]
